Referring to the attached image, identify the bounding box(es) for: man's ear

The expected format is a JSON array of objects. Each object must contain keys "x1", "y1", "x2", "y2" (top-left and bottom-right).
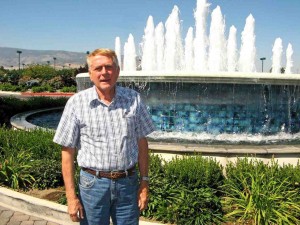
[
  {"x1": 116, "y1": 66, "x2": 120, "y2": 78},
  {"x1": 88, "y1": 69, "x2": 92, "y2": 80}
]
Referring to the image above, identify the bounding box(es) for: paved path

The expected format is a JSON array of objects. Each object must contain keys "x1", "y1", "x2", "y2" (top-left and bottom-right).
[
  {"x1": 0, "y1": 91, "x2": 73, "y2": 98},
  {"x1": 0, "y1": 187, "x2": 162, "y2": 225},
  {"x1": 0, "y1": 205, "x2": 60, "y2": 225}
]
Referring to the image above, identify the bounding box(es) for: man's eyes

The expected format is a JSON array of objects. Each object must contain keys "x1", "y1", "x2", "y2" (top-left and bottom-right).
[{"x1": 95, "y1": 65, "x2": 113, "y2": 71}]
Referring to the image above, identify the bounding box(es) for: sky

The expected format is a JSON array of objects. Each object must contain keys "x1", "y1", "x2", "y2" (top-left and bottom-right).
[{"x1": 0, "y1": 0, "x2": 299, "y2": 72}]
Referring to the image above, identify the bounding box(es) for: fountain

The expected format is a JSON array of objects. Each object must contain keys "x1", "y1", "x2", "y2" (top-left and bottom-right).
[{"x1": 76, "y1": 0, "x2": 299, "y2": 144}]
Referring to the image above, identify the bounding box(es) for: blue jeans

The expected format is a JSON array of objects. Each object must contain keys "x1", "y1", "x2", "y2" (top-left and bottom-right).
[{"x1": 78, "y1": 169, "x2": 139, "y2": 225}]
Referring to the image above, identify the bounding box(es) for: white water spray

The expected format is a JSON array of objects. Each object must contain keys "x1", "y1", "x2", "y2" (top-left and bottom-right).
[
  {"x1": 141, "y1": 16, "x2": 156, "y2": 71},
  {"x1": 208, "y1": 6, "x2": 226, "y2": 72},
  {"x1": 155, "y1": 22, "x2": 165, "y2": 71},
  {"x1": 123, "y1": 34, "x2": 136, "y2": 71},
  {"x1": 239, "y1": 14, "x2": 256, "y2": 72},
  {"x1": 285, "y1": 43, "x2": 293, "y2": 74},
  {"x1": 272, "y1": 38, "x2": 283, "y2": 74},
  {"x1": 164, "y1": 5, "x2": 184, "y2": 71},
  {"x1": 193, "y1": 0, "x2": 210, "y2": 71},
  {"x1": 116, "y1": 1, "x2": 295, "y2": 74},
  {"x1": 115, "y1": 37, "x2": 122, "y2": 69},
  {"x1": 227, "y1": 26, "x2": 238, "y2": 72},
  {"x1": 184, "y1": 27, "x2": 194, "y2": 70}
]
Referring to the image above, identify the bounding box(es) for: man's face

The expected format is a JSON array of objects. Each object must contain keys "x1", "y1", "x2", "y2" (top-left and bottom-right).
[{"x1": 89, "y1": 55, "x2": 120, "y2": 94}]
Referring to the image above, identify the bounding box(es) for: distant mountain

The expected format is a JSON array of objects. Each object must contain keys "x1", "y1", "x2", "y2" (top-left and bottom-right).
[{"x1": 0, "y1": 47, "x2": 87, "y2": 69}]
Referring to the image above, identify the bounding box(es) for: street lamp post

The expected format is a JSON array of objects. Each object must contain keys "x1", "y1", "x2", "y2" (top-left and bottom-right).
[
  {"x1": 53, "y1": 57, "x2": 57, "y2": 69},
  {"x1": 260, "y1": 57, "x2": 266, "y2": 72},
  {"x1": 17, "y1": 50, "x2": 22, "y2": 70}
]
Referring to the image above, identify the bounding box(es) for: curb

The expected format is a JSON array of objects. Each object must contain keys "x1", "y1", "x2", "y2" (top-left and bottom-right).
[
  {"x1": 0, "y1": 91, "x2": 21, "y2": 95},
  {"x1": 0, "y1": 187, "x2": 163, "y2": 225},
  {"x1": 21, "y1": 92, "x2": 74, "y2": 97},
  {"x1": 0, "y1": 187, "x2": 75, "y2": 224}
]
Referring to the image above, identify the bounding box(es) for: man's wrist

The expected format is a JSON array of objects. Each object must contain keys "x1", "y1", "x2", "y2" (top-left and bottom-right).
[{"x1": 140, "y1": 176, "x2": 149, "y2": 182}]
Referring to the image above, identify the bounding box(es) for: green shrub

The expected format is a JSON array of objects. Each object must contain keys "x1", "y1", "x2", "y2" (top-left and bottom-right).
[
  {"x1": 29, "y1": 159, "x2": 63, "y2": 189},
  {"x1": 32, "y1": 84, "x2": 54, "y2": 93},
  {"x1": 164, "y1": 187, "x2": 223, "y2": 225},
  {"x1": 143, "y1": 154, "x2": 224, "y2": 224},
  {"x1": 57, "y1": 69, "x2": 76, "y2": 87},
  {"x1": 22, "y1": 65, "x2": 56, "y2": 80},
  {"x1": 0, "y1": 83, "x2": 25, "y2": 92},
  {"x1": 0, "y1": 150, "x2": 35, "y2": 189},
  {"x1": 60, "y1": 86, "x2": 76, "y2": 93},
  {"x1": 222, "y1": 158, "x2": 300, "y2": 224},
  {"x1": 0, "y1": 127, "x2": 62, "y2": 190},
  {"x1": 164, "y1": 155, "x2": 224, "y2": 191},
  {"x1": 142, "y1": 154, "x2": 167, "y2": 218},
  {"x1": 0, "y1": 127, "x2": 60, "y2": 161}
]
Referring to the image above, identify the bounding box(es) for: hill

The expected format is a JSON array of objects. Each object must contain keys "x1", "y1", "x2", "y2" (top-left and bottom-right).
[{"x1": 0, "y1": 47, "x2": 87, "y2": 69}]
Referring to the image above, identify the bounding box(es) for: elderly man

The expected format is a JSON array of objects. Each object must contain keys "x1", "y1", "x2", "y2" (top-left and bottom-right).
[{"x1": 53, "y1": 48, "x2": 155, "y2": 225}]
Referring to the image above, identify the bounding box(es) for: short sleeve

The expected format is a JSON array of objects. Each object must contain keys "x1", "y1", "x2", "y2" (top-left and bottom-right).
[
  {"x1": 136, "y1": 94, "x2": 156, "y2": 138},
  {"x1": 53, "y1": 97, "x2": 80, "y2": 148}
]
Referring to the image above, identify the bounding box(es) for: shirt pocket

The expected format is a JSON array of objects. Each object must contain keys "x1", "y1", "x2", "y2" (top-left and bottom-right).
[{"x1": 85, "y1": 126, "x2": 107, "y2": 143}]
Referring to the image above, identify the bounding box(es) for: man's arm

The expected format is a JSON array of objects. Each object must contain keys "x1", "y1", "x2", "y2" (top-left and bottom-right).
[
  {"x1": 62, "y1": 147, "x2": 84, "y2": 221},
  {"x1": 137, "y1": 137, "x2": 150, "y2": 211}
]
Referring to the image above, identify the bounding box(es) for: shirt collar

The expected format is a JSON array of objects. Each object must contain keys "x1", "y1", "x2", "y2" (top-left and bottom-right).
[{"x1": 88, "y1": 85, "x2": 131, "y2": 107}]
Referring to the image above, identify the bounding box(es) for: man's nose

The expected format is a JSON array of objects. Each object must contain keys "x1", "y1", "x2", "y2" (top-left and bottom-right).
[{"x1": 100, "y1": 66, "x2": 108, "y2": 74}]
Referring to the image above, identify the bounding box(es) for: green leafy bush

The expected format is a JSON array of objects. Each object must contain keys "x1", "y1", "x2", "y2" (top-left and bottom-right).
[
  {"x1": 29, "y1": 159, "x2": 63, "y2": 189},
  {"x1": 0, "y1": 127, "x2": 60, "y2": 161},
  {"x1": 222, "y1": 158, "x2": 300, "y2": 224},
  {"x1": 32, "y1": 84, "x2": 55, "y2": 93},
  {"x1": 0, "y1": 83, "x2": 25, "y2": 92},
  {"x1": 143, "y1": 155, "x2": 224, "y2": 224},
  {"x1": 22, "y1": 65, "x2": 56, "y2": 81},
  {"x1": 60, "y1": 86, "x2": 76, "y2": 93},
  {"x1": 0, "y1": 127, "x2": 62, "y2": 190},
  {"x1": 164, "y1": 155, "x2": 224, "y2": 191},
  {"x1": 57, "y1": 69, "x2": 76, "y2": 87},
  {"x1": 0, "y1": 150, "x2": 35, "y2": 189}
]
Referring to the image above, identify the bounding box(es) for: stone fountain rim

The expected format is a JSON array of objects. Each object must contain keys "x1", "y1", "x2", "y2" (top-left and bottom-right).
[{"x1": 77, "y1": 72, "x2": 300, "y2": 85}]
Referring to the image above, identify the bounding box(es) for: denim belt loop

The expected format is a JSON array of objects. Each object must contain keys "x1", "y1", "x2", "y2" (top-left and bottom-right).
[{"x1": 96, "y1": 170, "x2": 100, "y2": 177}]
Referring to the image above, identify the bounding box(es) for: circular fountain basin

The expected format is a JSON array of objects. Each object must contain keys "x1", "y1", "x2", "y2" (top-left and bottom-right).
[{"x1": 10, "y1": 107, "x2": 63, "y2": 131}]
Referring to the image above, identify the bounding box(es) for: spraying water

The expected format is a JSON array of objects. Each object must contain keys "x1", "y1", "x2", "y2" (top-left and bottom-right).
[
  {"x1": 155, "y1": 22, "x2": 165, "y2": 71},
  {"x1": 118, "y1": 0, "x2": 295, "y2": 74},
  {"x1": 184, "y1": 27, "x2": 194, "y2": 70},
  {"x1": 239, "y1": 14, "x2": 256, "y2": 72},
  {"x1": 141, "y1": 16, "x2": 156, "y2": 71},
  {"x1": 227, "y1": 26, "x2": 238, "y2": 72},
  {"x1": 272, "y1": 38, "x2": 283, "y2": 74},
  {"x1": 193, "y1": 0, "x2": 210, "y2": 71},
  {"x1": 123, "y1": 34, "x2": 137, "y2": 71},
  {"x1": 286, "y1": 43, "x2": 294, "y2": 74},
  {"x1": 208, "y1": 6, "x2": 226, "y2": 72},
  {"x1": 164, "y1": 5, "x2": 184, "y2": 71},
  {"x1": 115, "y1": 37, "x2": 122, "y2": 69}
]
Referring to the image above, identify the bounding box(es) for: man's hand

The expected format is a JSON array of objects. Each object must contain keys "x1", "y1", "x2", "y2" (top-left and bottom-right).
[
  {"x1": 68, "y1": 197, "x2": 84, "y2": 222},
  {"x1": 138, "y1": 181, "x2": 149, "y2": 211}
]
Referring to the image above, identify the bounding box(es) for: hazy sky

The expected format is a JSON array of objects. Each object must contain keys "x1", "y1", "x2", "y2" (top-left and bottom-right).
[{"x1": 0, "y1": 0, "x2": 299, "y2": 72}]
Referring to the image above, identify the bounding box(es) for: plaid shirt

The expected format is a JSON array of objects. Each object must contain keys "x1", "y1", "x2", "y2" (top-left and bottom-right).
[{"x1": 53, "y1": 85, "x2": 155, "y2": 171}]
